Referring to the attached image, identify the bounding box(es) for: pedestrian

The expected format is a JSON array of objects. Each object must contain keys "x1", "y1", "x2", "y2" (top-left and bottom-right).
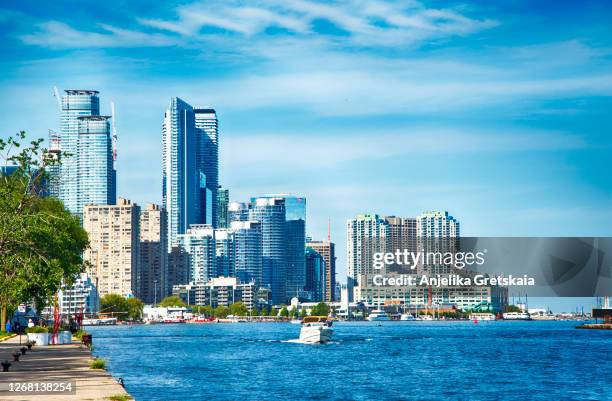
[
  {"x1": 27, "y1": 318, "x2": 34, "y2": 328},
  {"x1": 4, "y1": 320, "x2": 10, "y2": 333}
]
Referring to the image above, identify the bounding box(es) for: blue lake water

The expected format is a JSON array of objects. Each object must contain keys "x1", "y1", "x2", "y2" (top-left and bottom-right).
[{"x1": 88, "y1": 321, "x2": 611, "y2": 401}]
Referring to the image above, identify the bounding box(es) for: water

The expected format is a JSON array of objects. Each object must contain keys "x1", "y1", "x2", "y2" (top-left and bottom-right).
[{"x1": 88, "y1": 321, "x2": 612, "y2": 401}]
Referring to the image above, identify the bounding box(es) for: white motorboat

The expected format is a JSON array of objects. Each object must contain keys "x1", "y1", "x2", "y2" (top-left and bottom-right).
[
  {"x1": 400, "y1": 313, "x2": 416, "y2": 321},
  {"x1": 469, "y1": 313, "x2": 496, "y2": 321},
  {"x1": 415, "y1": 314, "x2": 434, "y2": 321},
  {"x1": 299, "y1": 317, "x2": 333, "y2": 344},
  {"x1": 367, "y1": 309, "x2": 389, "y2": 321}
]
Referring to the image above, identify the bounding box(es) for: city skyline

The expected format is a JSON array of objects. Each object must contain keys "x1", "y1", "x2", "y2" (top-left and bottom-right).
[{"x1": 1, "y1": 1, "x2": 611, "y2": 311}]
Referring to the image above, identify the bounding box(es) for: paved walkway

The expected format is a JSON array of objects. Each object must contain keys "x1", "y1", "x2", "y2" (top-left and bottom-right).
[{"x1": 0, "y1": 335, "x2": 130, "y2": 400}]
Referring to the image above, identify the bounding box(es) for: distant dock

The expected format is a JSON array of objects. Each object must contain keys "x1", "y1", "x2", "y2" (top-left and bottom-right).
[{"x1": 0, "y1": 335, "x2": 130, "y2": 400}]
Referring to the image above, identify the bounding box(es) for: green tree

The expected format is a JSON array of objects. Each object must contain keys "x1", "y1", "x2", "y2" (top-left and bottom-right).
[
  {"x1": 201, "y1": 305, "x2": 213, "y2": 318},
  {"x1": 214, "y1": 305, "x2": 230, "y2": 318},
  {"x1": 299, "y1": 308, "x2": 307, "y2": 318},
  {"x1": 158, "y1": 295, "x2": 186, "y2": 307},
  {"x1": 100, "y1": 294, "x2": 129, "y2": 320},
  {"x1": 127, "y1": 297, "x2": 144, "y2": 321},
  {"x1": 279, "y1": 307, "x2": 289, "y2": 318},
  {"x1": 0, "y1": 132, "x2": 88, "y2": 328},
  {"x1": 229, "y1": 301, "x2": 248, "y2": 317},
  {"x1": 251, "y1": 307, "x2": 259, "y2": 317},
  {"x1": 310, "y1": 302, "x2": 330, "y2": 317},
  {"x1": 505, "y1": 305, "x2": 522, "y2": 313}
]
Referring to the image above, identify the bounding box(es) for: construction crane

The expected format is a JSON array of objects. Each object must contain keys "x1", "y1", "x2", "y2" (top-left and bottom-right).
[{"x1": 110, "y1": 101, "x2": 118, "y2": 163}]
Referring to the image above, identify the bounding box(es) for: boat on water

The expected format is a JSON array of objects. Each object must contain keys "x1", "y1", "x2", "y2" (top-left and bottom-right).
[
  {"x1": 502, "y1": 312, "x2": 531, "y2": 320},
  {"x1": 367, "y1": 309, "x2": 389, "y2": 321},
  {"x1": 299, "y1": 316, "x2": 333, "y2": 343},
  {"x1": 469, "y1": 313, "x2": 496, "y2": 321},
  {"x1": 82, "y1": 317, "x2": 118, "y2": 326},
  {"x1": 400, "y1": 313, "x2": 416, "y2": 321},
  {"x1": 415, "y1": 314, "x2": 434, "y2": 321},
  {"x1": 290, "y1": 319, "x2": 302, "y2": 324}
]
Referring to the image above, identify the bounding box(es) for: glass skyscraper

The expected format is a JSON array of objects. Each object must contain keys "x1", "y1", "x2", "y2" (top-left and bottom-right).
[
  {"x1": 54, "y1": 89, "x2": 115, "y2": 216},
  {"x1": 248, "y1": 197, "x2": 287, "y2": 304},
  {"x1": 162, "y1": 97, "x2": 200, "y2": 251},
  {"x1": 163, "y1": 99, "x2": 220, "y2": 251},
  {"x1": 231, "y1": 221, "x2": 263, "y2": 287},
  {"x1": 194, "y1": 108, "x2": 219, "y2": 227},
  {"x1": 177, "y1": 224, "x2": 215, "y2": 283}
]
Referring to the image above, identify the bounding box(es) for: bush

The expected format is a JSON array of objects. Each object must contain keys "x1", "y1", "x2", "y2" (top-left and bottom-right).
[
  {"x1": 90, "y1": 358, "x2": 106, "y2": 369},
  {"x1": 26, "y1": 326, "x2": 48, "y2": 334},
  {"x1": 108, "y1": 395, "x2": 132, "y2": 401},
  {"x1": 74, "y1": 329, "x2": 87, "y2": 340}
]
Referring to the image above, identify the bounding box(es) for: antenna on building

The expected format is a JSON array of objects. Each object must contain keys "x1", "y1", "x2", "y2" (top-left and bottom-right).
[
  {"x1": 110, "y1": 102, "x2": 118, "y2": 163},
  {"x1": 327, "y1": 217, "x2": 331, "y2": 242},
  {"x1": 53, "y1": 86, "x2": 62, "y2": 111}
]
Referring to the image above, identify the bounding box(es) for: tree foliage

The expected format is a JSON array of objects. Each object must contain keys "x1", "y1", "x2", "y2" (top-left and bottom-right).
[
  {"x1": 158, "y1": 295, "x2": 186, "y2": 307},
  {"x1": 0, "y1": 132, "x2": 88, "y2": 328},
  {"x1": 100, "y1": 294, "x2": 144, "y2": 321},
  {"x1": 310, "y1": 302, "x2": 331, "y2": 317},
  {"x1": 214, "y1": 305, "x2": 230, "y2": 318},
  {"x1": 229, "y1": 301, "x2": 248, "y2": 316}
]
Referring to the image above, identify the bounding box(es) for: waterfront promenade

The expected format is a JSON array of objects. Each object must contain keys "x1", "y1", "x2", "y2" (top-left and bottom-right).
[{"x1": 0, "y1": 335, "x2": 130, "y2": 400}]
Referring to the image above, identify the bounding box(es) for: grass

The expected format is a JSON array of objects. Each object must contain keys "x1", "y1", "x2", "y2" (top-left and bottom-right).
[
  {"x1": 90, "y1": 358, "x2": 106, "y2": 369},
  {"x1": 0, "y1": 331, "x2": 15, "y2": 342},
  {"x1": 107, "y1": 395, "x2": 132, "y2": 401}
]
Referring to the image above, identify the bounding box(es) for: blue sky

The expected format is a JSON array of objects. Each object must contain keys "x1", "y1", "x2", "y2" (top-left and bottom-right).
[{"x1": 1, "y1": 1, "x2": 611, "y2": 311}]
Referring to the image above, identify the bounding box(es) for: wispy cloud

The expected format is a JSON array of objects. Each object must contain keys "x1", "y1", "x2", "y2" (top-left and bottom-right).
[
  {"x1": 20, "y1": 21, "x2": 180, "y2": 48},
  {"x1": 20, "y1": 1, "x2": 497, "y2": 49}
]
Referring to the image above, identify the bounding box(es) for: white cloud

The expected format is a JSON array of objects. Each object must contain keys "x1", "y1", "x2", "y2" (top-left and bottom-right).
[{"x1": 20, "y1": 21, "x2": 180, "y2": 48}]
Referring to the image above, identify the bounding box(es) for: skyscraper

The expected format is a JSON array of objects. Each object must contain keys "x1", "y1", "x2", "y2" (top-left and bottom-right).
[
  {"x1": 177, "y1": 224, "x2": 215, "y2": 283},
  {"x1": 385, "y1": 216, "x2": 417, "y2": 273},
  {"x1": 228, "y1": 201, "x2": 248, "y2": 223},
  {"x1": 214, "y1": 228, "x2": 235, "y2": 278},
  {"x1": 55, "y1": 90, "x2": 116, "y2": 216},
  {"x1": 248, "y1": 197, "x2": 287, "y2": 304},
  {"x1": 83, "y1": 198, "x2": 140, "y2": 298},
  {"x1": 140, "y1": 204, "x2": 168, "y2": 304},
  {"x1": 306, "y1": 240, "x2": 336, "y2": 302},
  {"x1": 217, "y1": 187, "x2": 229, "y2": 228},
  {"x1": 305, "y1": 247, "x2": 326, "y2": 302},
  {"x1": 162, "y1": 98, "x2": 200, "y2": 251},
  {"x1": 194, "y1": 108, "x2": 219, "y2": 227},
  {"x1": 346, "y1": 214, "x2": 389, "y2": 301},
  {"x1": 231, "y1": 221, "x2": 263, "y2": 287}
]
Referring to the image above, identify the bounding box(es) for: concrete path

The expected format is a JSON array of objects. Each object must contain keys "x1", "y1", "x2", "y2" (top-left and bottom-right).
[{"x1": 0, "y1": 335, "x2": 130, "y2": 400}]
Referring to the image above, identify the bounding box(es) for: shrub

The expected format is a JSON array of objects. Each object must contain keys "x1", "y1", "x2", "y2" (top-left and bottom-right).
[
  {"x1": 90, "y1": 358, "x2": 106, "y2": 369},
  {"x1": 107, "y1": 395, "x2": 132, "y2": 401},
  {"x1": 25, "y1": 326, "x2": 48, "y2": 334},
  {"x1": 74, "y1": 329, "x2": 87, "y2": 340}
]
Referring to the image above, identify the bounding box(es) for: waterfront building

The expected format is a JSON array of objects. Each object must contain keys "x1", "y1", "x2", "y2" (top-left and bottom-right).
[
  {"x1": 214, "y1": 228, "x2": 235, "y2": 278},
  {"x1": 173, "y1": 277, "x2": 257, "y2": 310},
  {"x1": 139, "y1": 204, "x2": 168, "y2": 304},
  {"x1": 305, "y1": 247, "x2": 326, "y2": 302},
  {"x1": 162, "y1": 97, "x2": 200, "y2": 251},
  {"x1": 83, "y1": 198, "x2": 140, "y2": 298},
  {"x1": 194, "y1": 108, "x2": 219, "y2": 227},
  {"x1": 416, "y1": 211, "x2": 460, "y2": 275},
  {"x1": 217, "y1": 187, "x2": 229, "y2": 228},
  {"x1": 54, "y1": 90, "x2": 116, "y2": 217},
  {"x1": 58, "y1": 273, "x2": 100, "y2": 316},
  {"x1": 167, "y1": 246, "x2": 190, "y2": 296},
  {"x1": 231, "y1": 221, "x2": 263, "y2": 287},
  {"x1": 248, "y1": 196, "x2": 288, "y2": 304},
  {"x1": 228, "y1": 201, "x2": 249, "y2": 223},
  {"x1": 306, "y1": 240, "x2": 336, "y2": 302},
  {"x1": 347, "y1": 214, "x2": 390, "y2": 300},
  {"x1": 177, "y1": 224, "x2": 215, "y2": 284},
  {"x1": 252, "y1": 195, "x2": 306, "y2": 301}
]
